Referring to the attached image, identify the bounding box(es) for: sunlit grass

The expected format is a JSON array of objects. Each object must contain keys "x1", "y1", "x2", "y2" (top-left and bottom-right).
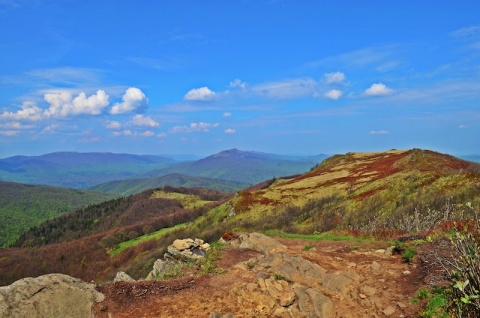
[
  {"x1": 262, "y1": 229, "x2": 376, "y2": 243},
  {"x1": 109, "y1": 222, "x2": 189, "y2": 256}
]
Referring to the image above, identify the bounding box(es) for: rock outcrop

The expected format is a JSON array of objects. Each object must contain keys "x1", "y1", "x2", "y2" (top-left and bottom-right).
[
  {"x1": 227, "y1": 233, "x2": 360, "y2": 317},
  {"x1": 225, "y1": 232, "x2": 287, "y2": 253},
  {"x1": 146, "y1": 238, "x2": 211, "y2": 280},
  {"x1": 0, "y1": 273, "x2": 104, "y2": 318}
]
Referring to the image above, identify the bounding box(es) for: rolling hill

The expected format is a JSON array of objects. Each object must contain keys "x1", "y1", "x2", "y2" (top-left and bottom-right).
[
  {"x1": 0, "y1": 181, "x2": 114, "y2": 247},
  {"x1": 88, "y1": 173, "x2": 249, "y2": 196},
  {"x1": 223, "y1": 149, "x2": 480, "y2": 233},
  {"x1": 144, "y1": 148, "x2": 327, "y2": 184},
  {"x1": 0, "y1": 152, "x2": 175, "y2": 188}
]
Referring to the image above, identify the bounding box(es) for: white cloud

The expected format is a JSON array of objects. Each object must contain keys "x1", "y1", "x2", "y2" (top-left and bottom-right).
[
  {"x1": 0, "y1": 130, "x2": 17, "y2": 136},
  {"x1": 230, "y1": 79, "x2": 247, "y2": 90},
  {"x1": 459, "y1": 124, "x2": 468, "y2": 129},
  {"x1": 130, "y1": 114, "x2": 159, "y2": 127},
  {"x1": 1, "y1": 101, "x2": 44, "y2": 121},
  {"x1": 113, "y1": 130, "x2": 133, "y2": 137},
  {"x1": 42, "y1": 124, "x2": 59, "y2": 133},
  {"x1": 142, "y1": 130, "x2": 155, "y2": 137},
  {"x1": 450, "y1": 25, "x2": 480, "y2": 38},
  {"x1": 171, "y1": 122, "x2": 219, "y2": 133},
  {"x1": 223, "y1": 112, "x2": 232, "y2": 118},
  {"x1": 44, "y1": 90, "x2": 109, "y2": 117},
  {"x1": 252, "y1": 78, "x2": 317, "y2": 99},
  {"x1": 365, "y1": 83, "x2": 394, "y2": 96},
  {"x1": 323, "y1": 72, "x2": 346, "y2": 84},
  {"x1": 184, "y1": 87, "x2": 217, "y2": 101},
  {"x1": 369, "y1": 130, "x2": 390, "y2": 135},
  {"x1": 324, "y1": 89, "x2": 343, "y2": 100},
  {"x1": 225, "y1": 128, "x2": 236, "y2": 134},
  {"x1": 157, "y1": 132, "x2": 167, "y2": 138},
  {"x1": 0, "y1": 122, "x2": 34, "y2": 130},
  {"x1": 110, "y1": 87, "x2": 148, "y2": 114},
  {"x1": 106, "y1": 121, "x2": 122, "y2": 129}
]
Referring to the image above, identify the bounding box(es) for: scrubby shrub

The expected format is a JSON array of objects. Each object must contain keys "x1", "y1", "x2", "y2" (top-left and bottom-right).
[
  {"x1": 402, "y1": 246, "x2": 417, "y2": 263},
  {"x1": 442, "y1": 220, "x2": 480, "y2": 317}
]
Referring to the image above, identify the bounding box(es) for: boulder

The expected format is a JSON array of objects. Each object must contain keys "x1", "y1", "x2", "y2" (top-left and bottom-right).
[
  {"x1": 114, "y1": 271, "x2": 135, "y2": 283},
  {"x1": 146, "y1": 258, "x2": 180, "y2": 281},
  {"x1": 147, "y1": 238, "x2": 211, "y2": 280},
  {"x1": 0, "y1": 273, "x2": 104, "y2": 318},
  {"x1": 236, "y1": 232, "x2": 287, "y2": 253}
]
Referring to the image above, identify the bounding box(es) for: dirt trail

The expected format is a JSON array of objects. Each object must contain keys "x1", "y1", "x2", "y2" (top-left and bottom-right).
[{"x1": 94, "y1": 238, "x2": 426, "y2": 317}]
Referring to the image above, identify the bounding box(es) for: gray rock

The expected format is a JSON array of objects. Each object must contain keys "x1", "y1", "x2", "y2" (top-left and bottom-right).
[
  {"x1": 114, "y1": 271, "x2": 135, "y2": 283},
  {"x1": 237, "y1": 232, "x2": 287, "y2": 253},
  {"x1": 0, "y1": 273, "x2": 104, "y2": 318},
  {"x1": 146, "y1": 258, "x2": 180, "y2": 281}
]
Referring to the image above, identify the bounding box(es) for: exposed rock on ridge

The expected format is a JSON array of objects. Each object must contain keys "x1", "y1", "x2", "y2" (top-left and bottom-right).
[{"x1": 0, "y1": 273, "x2": 104, "y2": 318}]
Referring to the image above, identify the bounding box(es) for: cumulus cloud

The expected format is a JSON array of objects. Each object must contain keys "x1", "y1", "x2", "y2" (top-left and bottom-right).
[
  {"x1": 42, "y1": 124, "x2": 59, "y2": 133},
  {"x1": 324, "y1": 89, "x2": 343, "y2": 100},
  {"x1": 130, "y1": 114, "x2": 159, "y2": 127},
  {"x1": 142, "y1": 130, "x2": 155, "y2": 137},
  {"x1": 0, "y1": 122, "x2": 34, "y2": 130},
  {"x1": 369, "y1": 130, "x2": 390, "y2": 135},
  {"x1": 171, "y1": 122, "x2": 219, "y2": 133},
  {"x1": 110, "y1": 87, "x2": 148, "y2": 114},
  {"x1": 1, "y1": 102, "x2": 44, "y2": 121},
  {"x1": 364, "y1": 83, "x2": 394, "y2": 96},
  {"x1": 229, "y1": 79, "x2": 247, "y2": 90},
  {"x1": 113, "y1": 130, "x2": 133, "y2": 137},
  {"x1": 44, "y1": 90, "x2": 109, "y2": 117},
  {"x1": 184, "y1": 87, "x2": 217, "y2": 101},
  {"x1": 106, "y1": 121, "x2": 122, "y2": 129},
  {"x1": 223, "y1": 112, "x2": 232, "y2": 118},
  {"x1": 323, "y1": 72, "x2": 346, "y2": 84},
  {"x1": 225, "y1": 128, "x2": 236, "y2": 134}
]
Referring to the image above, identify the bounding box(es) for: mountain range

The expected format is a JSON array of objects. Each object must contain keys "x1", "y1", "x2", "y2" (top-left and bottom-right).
[
  {"x1": 0, "y1": 152, "x2": 175, "y2": 188},
  {"x1": 0, "y1": 149, "x2": 327, "y2": 190}
]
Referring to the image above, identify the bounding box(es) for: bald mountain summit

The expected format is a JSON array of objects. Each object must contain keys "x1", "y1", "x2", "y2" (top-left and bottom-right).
[{"x1": 138, "y1": 148, "x2": 326, "y2": 185}]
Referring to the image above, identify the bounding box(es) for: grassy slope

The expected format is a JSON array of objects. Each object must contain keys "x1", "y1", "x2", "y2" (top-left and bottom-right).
[
  {"x1": 0, "y1": 181, "x2": 114, "y2": 247},
  {"x1": 212, "y1": 149, "x2": 480, "y2": 233}
]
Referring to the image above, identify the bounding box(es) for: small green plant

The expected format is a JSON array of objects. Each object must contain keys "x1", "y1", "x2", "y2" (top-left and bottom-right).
[
  {"x1": 412, "y1": 288, "x2": 449, "y2": 317},
  {"x1": 274, "y1": 273, "x2": 292, "y2": 283},
  {"x1": 402, "y1": 246, "x2": 417, "y2": 263},
  {"x1": 303, "y1": 245, "x2": 314, "y2": 251},
  {"x1": 246, "y1": 261, "x2": 255, "y2": 269},
  {"x1": 197, "y1": 242, "x2": 225, "y2": 274}
]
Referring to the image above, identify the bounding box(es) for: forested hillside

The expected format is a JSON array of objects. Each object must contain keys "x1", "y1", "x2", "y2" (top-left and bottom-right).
[
  {"x1": 89, "y1": 173, "x2": 249, "y2": 196},
  {"x1": 1, "y1": 186, "x2": 231, "y2": 285},
  {"x1": 0, "y1": 181, "x2": 114, "y2": 247}
]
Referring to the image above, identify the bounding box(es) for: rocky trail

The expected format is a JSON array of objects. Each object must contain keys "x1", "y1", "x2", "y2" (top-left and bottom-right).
[{"x1": 93, "y1": 233, "x2": 429, "y2": 317}]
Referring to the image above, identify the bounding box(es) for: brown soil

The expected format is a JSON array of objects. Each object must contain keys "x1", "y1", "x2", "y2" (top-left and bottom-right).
[{"x1": 94, "y1": 238, "x2": 442, "y2": 318}]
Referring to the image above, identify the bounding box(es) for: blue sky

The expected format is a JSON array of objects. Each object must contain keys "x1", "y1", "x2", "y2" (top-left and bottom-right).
[{"x1": 0, "y1": 1, "x2": 479, "y2": 158}]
